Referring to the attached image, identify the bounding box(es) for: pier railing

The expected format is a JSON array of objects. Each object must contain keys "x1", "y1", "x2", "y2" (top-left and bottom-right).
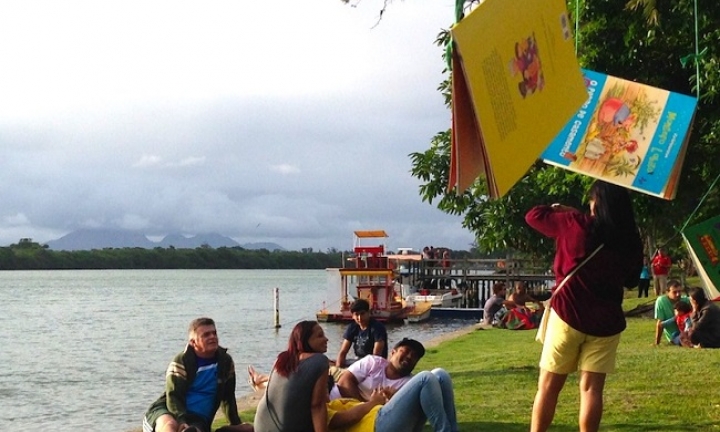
[{"x1": 403, "y1": 258, "x2": 555, "y2": 309}]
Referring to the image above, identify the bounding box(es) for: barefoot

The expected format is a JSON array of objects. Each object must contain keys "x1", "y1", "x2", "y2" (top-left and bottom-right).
[{"x1": 247, "y1": 365, "x2": 268, "y2": 392}]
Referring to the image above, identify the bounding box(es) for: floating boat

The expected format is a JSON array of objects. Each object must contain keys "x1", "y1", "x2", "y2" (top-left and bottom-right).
[
  {"x1": 404, "y1": 287, "x2": 463, "y2": 308},
  {"x1": 316, "y1": 230, "x2": 414, "y2": 323},
  {"x1": 405, "y1": 301, "x2": 433, "y2": 323}
]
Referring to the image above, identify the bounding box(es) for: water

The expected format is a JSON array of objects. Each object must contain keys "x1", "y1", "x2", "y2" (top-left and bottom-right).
[{"x1": 0, "y1": 269, "x2": 474, "y2": 432}]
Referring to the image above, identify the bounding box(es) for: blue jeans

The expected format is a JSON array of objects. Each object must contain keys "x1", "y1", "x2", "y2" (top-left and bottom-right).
[{"x1": 374, "y1": 368, "x2": 458, "y2": 432}]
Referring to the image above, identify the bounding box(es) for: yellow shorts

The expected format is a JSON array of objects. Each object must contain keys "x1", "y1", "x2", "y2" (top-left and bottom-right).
[{"x1": 539, "y1": 309, "x2": 621, "y2": 375}]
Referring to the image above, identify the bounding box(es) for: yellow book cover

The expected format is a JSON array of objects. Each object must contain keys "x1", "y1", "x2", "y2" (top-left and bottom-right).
[{"x1": 451, "y1": 0, "x2": 587, "y2": 197}]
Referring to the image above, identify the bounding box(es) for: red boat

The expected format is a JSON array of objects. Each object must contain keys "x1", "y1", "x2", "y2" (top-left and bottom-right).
[{"x1": 316, "y1": 230, "x2": 411, "y2": 323}]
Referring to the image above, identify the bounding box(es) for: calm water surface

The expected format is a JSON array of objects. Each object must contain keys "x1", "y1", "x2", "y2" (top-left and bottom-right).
[{"x1": 0, "y1": 269, "x2": 474, "y2": 432}]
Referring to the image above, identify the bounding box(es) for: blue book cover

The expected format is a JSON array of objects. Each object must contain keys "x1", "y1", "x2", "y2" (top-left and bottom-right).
[{"x1": 541, "y1": 69, "x2": 698, "y2": 199}]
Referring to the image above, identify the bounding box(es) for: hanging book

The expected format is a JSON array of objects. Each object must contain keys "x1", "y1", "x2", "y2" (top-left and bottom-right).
[
  {"x1": 541, "y1": 69, "x2": 698, "y2": 199},
  {"x1": 449, "y1": 49, "x2": 490, "y2": 194},
  {"x1": 682, "y1": 215, "x2": 720, "y2": 301},
  {"x1": 449, "y1": 0, "x2": 587, "y2": 197}
]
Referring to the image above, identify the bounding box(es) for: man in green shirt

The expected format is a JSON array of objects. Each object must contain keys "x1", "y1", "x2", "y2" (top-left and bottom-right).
[{"x1": 654, "y1": 280, "x2": 689, "y2": 344}]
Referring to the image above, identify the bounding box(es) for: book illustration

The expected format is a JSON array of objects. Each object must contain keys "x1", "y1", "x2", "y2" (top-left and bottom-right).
[
  {"x1": 508, "y1": 33, "x2": 545, "y2": 98},
  {"x1": 542, "y1": 69, "x2": 698, "y2": 199},
  {"x1": 561, "y1": 79, "x2": 663, "y2": 182}
]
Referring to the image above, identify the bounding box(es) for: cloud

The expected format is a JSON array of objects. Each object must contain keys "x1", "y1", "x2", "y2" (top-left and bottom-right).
[
  {"x1": 270, "y1": 164, "x2": 301, "y2": 175},
  {"x1": 132, "y1": 155, "x2": 163, "y2": 168},
  {"x1": 4, "y1": 213, "x2": 30, "y2": 226},
  {"x1": 0, "y1": 1, "x2": 475, "y2": 252},
  {"x1": 168, "y1": 156, "x2": 206, "y2": 168},
  {"x1": 114, "y1": 214, "x2": 151, "y2": 231}
]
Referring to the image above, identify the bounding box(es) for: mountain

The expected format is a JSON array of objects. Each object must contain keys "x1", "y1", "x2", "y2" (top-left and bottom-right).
[
  {"x1": 158, "y1": 232, "x2": 240, "y2": 249},
  {"x1": 45, "y1": 229, "x2": 155, "y2": 251},
  {"x1": 44, "y1": 229, "x2": 285, "y2": 251}
]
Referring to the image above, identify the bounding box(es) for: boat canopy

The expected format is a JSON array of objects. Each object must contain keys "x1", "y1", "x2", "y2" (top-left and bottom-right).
[{"x1": 354, "y1": 230, "x2": 389, "y2": 238}]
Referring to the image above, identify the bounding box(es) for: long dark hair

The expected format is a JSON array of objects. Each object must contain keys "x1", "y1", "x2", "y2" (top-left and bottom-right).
[
  {"x1": 689, "y1": 287, "x2": 709, "y2": 308},
  {"x1": 274, "y1": 320, "x2": 319, "y2": 377},
  {"x1": 588, "y1": 180, "x2": 642, "y2": 253}
]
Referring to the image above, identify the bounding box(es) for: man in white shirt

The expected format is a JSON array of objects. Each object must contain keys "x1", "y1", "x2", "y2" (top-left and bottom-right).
[{"x1": 331, "y1": 338, "x2": 427, "y2": 401}]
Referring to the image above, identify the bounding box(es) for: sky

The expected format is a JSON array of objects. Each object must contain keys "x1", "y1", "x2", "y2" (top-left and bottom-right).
[{"x1": 0, "y1": 0, "x2": 476, "y2": 252}]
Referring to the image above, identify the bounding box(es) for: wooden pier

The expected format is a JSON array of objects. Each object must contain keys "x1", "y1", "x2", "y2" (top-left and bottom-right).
[{"x1": 394, "y1": 257, "x2": 555, "y2": 311}]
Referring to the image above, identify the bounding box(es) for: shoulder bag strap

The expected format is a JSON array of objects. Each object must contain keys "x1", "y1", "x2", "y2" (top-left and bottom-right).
[{"x1": 550, "y1": 244, "x2": 604, "y2": 299}]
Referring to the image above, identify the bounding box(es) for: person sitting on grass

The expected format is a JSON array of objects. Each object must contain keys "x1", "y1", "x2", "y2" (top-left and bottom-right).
[
  {"x1": 326, "y1": 369, "x2": 459, "y2": 432},
  {"x1": 250, "y1": 337, "x2": 445, "y2": 406},
  {"x1": 142, "y1": 317, "x2": 253, "y2": 432},
  {"x1": 501, "y1": 281, "x2": 544, "y2": 329},
  {"x1": 481, "y1": 282, "x2": 517, "y2": 326},
  {"x1": 654, "y1": 280, "x2": 689, "y2": 345},
  {"x1": 331, "y1": 338, "x2": 427, "y2": 401},
  {"x1": 253, "y1": 320, "x2": 330, "y2": 432},
  {"x1": 686, "y1": 287, "x2": 720, "y2": 348},
  {"x1": 507, "y1": 281, "x2": 541, "y2": 309},
  {"x1": 657, "y1": 300, "x2": 693, "y2": 346},
  {"x1": 335, "y1": 299, "x2": 388, "y2": 367}
]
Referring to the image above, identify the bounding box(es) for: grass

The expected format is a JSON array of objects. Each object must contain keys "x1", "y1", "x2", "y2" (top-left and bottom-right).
[{"x1": 220, "y1": 287, "x2": 720, "y2": 432}]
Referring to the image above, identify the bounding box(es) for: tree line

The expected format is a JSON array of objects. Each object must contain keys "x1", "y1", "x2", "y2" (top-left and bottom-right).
[
  {"x1": 0, "y1": 240, "x2": 346, "y2": 270},
  {"x1": 0, "y1": 240, "x2": 484, "y2": 270}
]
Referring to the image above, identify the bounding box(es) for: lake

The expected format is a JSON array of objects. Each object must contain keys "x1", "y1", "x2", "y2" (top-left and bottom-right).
[{"x1": 0, "y1": 269, "x2": 475, "y2": 432}]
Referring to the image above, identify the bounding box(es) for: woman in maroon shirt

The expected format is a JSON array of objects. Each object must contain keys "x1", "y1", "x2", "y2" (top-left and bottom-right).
[{"x1": 525, "y1": 180, "x2": 642, "y2": 432}]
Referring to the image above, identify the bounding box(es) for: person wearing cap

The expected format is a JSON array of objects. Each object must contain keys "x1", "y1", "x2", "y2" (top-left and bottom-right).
[
  {"x1": 326, "y1": 338, "x2": 458, "y2": 432},
  {"x1": 142, "y1": 317, "x2": 253, "y2": 432},
  {"x1": 335, "y1": 299, "x2": 388, "y2": 367},
  {"x1": 332, "y1": 338, "x2": 453, "y2": 406}
]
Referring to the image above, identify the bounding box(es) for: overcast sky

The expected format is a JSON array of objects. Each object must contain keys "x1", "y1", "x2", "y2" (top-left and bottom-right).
[{"x1": 0, "y1": 0, "x2": 476, "y2": 252}]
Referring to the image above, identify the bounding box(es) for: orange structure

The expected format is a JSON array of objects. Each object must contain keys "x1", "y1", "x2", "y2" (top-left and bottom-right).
[{"x1": 317, "y1": 230, "x2": 410, "y2": 323}]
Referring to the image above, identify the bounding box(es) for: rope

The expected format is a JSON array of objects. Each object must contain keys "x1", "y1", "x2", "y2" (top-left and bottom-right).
[
  {"x1": 658, "y1": 171, "x2": 720, "y2": 249},
  {"x1": 679, "y1": 171, "x2": 720, "y2": 233},
  {"x1": 574, "y1": 0, "x2": 580, "y2": 55},
  {"x1": 679, "y1": 0, "x2": 705, "y2": 98},
  {"x1": 444, "y1": 0, "x2": 467, "y2": 72}
]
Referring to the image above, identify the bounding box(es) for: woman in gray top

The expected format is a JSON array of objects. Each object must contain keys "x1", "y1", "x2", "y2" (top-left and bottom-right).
[{"x1": 254, "y1": 321, "x2": 330, "y2": 432}]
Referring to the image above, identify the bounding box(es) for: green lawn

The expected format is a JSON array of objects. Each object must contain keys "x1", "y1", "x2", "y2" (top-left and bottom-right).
[{"x1": 227, "y1": 291, "x2": 720, "y2": 432}]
